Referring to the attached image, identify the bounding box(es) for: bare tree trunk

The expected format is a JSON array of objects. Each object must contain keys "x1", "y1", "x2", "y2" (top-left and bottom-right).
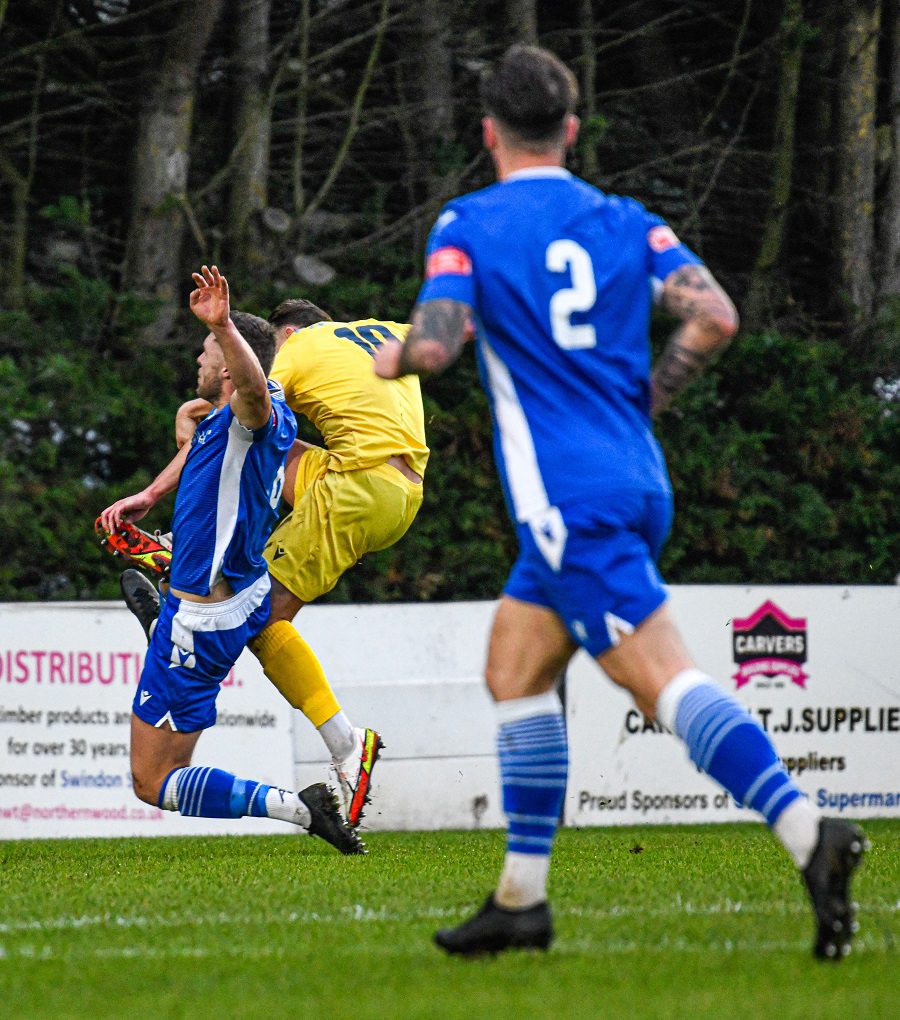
[
  {"x1": 0, "y1": 146, "x2": 29, "y2": 310},
  {"x1": 227, "y1": 0, "x2": 272, "y2": 272},
  {"x1": 578, "y1": 0, "x2": 598, "y2": 182},
  {"x1": 744, "y1": 0, "x2": 807, "y2": 328},
  {"x1": 806, "y1": 4, "x2": 839, "y2": 213},
  {"x1": 124, "y1": 0, "x2": 224, "y2": 345},
  {"x1": 298, "y1": 0, "x2": 390, "y2": 227},
  {"x1": 834, "y1": 0, "x2": 880, "y2": 326},
  {"x1": 622, "y1": 6, "x2": 696, "y2": 138},
  {"x1": 291, "y1": 0, "x2": 311, "y2": 217},
  {"x1": 507, "y1": 0, "x2": 537, "y2": 44},
  {"x1": 415, "y1": 0, "x2": 455, "y2": 199},
  {"x1": 878, "y1": 0, "x2": 900, "y2": 303},
  {"x1": 0, "y1": 0, "x2": 60, "y2": 309}
]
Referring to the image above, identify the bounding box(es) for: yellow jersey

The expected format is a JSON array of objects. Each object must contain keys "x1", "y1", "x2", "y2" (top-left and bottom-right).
[{"x1": 270, "y1": 318, "x2": 429, "y2": 477}]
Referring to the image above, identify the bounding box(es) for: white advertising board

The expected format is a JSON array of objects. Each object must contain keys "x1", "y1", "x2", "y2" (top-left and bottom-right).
[
  {"x1": 290, "y1": 601, "x2": 504, "y2": 832},
  {"x1": 567, "y1": 586, "x2": 900, "y2": 826},
  {"x1": 0, "y1": 602, "x2": 295, "y2": 838},
  {"x1": 3, "y1": 588, "x2": 899, "y2": 840}
]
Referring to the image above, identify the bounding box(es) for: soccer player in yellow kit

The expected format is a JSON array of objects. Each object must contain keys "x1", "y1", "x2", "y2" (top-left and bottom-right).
[{"x1": 246, "y1": 300, "x2": 429, "y2": 826}]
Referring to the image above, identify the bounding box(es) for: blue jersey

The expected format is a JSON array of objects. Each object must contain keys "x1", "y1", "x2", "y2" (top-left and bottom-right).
[
  {"x1": 168, "y1": 381, "x2": 297, "y2": 596},
  {"x1": 417, "y1": 167, "x2": 701, "y2": 529}
]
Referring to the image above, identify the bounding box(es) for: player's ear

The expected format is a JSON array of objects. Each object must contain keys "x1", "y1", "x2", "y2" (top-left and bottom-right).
[
  {"x1": 564, "y1": 114, "x2": 580, "y2": 149},
  {"x1": 482, "y1": 117, "x2": 497, "y2": 152}
]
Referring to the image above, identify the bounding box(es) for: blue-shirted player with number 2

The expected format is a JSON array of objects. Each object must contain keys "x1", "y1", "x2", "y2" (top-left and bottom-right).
[
  {"x1": 100, "y1": 265, "x2": 363, "y2": 855},
  {"x1": 375, "y1": 44, "x2": 865, "y2": 957}
]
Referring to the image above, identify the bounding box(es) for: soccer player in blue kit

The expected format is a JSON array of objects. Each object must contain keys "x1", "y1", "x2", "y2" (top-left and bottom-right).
[
  {"x1": 375, "y1": 45, "x2": 865, "y2": 956},
  {"x1": 100, "y1": 265, "x2": 363, "y2": 854}
]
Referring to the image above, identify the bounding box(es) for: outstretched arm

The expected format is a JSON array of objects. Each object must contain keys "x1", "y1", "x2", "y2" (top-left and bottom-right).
[
  {"x1": 175, "y1": 397, "x2": 214, "y2": 449},
  {"x1": 373, "y1": 299, "x2": 472, "y2": 379},
  {"x1": 651, "y1": 264, "x2": 739, "y2": 417},
  {"x1": 190, "y1": 265, "x2": 271, "y2": 430},
  {"x1": 99, "y1": 442, "x2": 191, "y2": 532}
]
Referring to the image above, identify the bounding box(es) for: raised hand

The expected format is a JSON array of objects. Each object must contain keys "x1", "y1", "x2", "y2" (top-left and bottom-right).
[{"x1": 190, "y1": 264, "x2": 230, "y2": 329}]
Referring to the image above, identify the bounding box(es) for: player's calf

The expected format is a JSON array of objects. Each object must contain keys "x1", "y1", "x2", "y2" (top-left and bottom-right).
[{"x1": 655, "y1": 669, "x2": 869, "y2": 959}]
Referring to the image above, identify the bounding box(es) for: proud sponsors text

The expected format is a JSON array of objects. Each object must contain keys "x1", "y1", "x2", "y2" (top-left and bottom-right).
[
  {"x1": 579, "y1": 787, "x2": 900, "y2": 816},
  {"x1": 578, "y1": 789, "x2": 734, "y2": 814},
  {"x1": 0, "y1": 802, "x2": 164, "y2": 823}
]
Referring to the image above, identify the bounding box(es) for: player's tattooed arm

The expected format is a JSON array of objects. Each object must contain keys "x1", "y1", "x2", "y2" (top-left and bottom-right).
[
  {"x1": 374, "y1": 299, "x2": 472, "y2": 379},
  {"x1": 651, "y1": 264, "x2": 739, "y2": 417}
]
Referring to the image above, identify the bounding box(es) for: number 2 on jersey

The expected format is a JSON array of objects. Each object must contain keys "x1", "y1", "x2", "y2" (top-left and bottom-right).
[{"x1": 546, "y1": 239, "x2": 597, "y2": 350}]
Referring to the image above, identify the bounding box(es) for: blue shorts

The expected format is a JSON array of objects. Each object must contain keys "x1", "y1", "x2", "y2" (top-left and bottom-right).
[
  {"x1": 504, "y1": 491, "x2": 673, "y2": 658},
  {"x1": 133, "y1": 575, "x2": 271, "y2": 733}
]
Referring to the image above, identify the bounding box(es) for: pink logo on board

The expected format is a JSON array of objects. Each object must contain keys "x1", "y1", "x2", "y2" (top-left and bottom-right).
[{"x1": 731, "y1": 600, "x2": 808, "y2": 689}]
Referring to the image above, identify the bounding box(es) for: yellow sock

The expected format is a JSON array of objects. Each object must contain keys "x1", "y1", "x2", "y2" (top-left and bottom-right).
[{"x1": 249, "y1": 620, "x2": 340, "y2": 727}]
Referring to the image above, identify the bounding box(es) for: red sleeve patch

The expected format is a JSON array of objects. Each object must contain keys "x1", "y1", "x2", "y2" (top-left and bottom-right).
[
  {"x1": 426, "y1": 246, "x2": 473, "y2": 278},
  {"x1": 647, "y1": 225, "x2": 680, "y2": 253}
]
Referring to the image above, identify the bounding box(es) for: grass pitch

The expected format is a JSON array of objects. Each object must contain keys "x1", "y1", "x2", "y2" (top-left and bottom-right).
[{"x1": 0, "y1": 820, "x2": 897, "y2": 1020}]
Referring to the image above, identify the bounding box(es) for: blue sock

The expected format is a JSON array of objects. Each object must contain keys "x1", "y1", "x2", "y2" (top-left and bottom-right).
[
  {"x1": 666, "y1": 678, "x2": 800, "y2": 825},
  {"x1": 158, "y1": 767, "x2": 271, "y2": 819},
  {"x1": 498, "y1": 706, "x2": 568, "y2": 857}
]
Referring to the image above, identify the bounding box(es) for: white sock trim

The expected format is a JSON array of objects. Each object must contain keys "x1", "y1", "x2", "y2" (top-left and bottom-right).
[
  {"x1": 496, "y1": 851, "x2": 550, "y2": 909},
  {"x1": 655, "y1": 667, "x2": 710, "y2": 733},
  {"x1": 495, "y1": 689, "x2": 562, "y2": 726},
  {"x1": 159, "y1": 769, "x2": 182, "y2": 811},
  {"x1": 318, "y1": 710, "x2": 356, "y2": 762},
  {"x1": 264, "y1": 787, "x2": 312, "y2": 829},
  {"x1": 773, "y1": 796, "x2": 821, "y2": 870}
]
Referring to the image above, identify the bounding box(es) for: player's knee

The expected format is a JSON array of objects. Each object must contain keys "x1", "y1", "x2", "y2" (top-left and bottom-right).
[
  {"x1": 484, "y1": 662, "x2": 525, "y2": 701},
  {"x1": 131, "y1": 767, "x2": 162, "y2": 806},
  {"x1": 484, "y1": 662, "x2": 504, "y2": 700},
  {"x1": 266, "y1": 578, "x2": 304, "y2": 624}
]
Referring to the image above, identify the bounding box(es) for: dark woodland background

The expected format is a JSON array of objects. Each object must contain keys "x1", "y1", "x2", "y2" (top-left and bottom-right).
[{"x1": 3, "y1": 0, "x2": 900, "y2": 602}]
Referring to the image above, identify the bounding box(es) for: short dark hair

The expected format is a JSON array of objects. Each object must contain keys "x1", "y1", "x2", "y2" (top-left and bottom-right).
[
  {"x1": 480, "y1": 44, "x2": 578, "y2": 150},
  {"x1": 229, "y1": 310, "x2": 277, "y2": 375},
  {"x1": 268, "y1": 298, "x2": 332, "y2": 330}
]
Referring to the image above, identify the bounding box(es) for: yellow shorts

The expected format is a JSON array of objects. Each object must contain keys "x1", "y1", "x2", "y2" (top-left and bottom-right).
[{"x1": 264, "y1": 445, "x2": 424, "y2": 603}]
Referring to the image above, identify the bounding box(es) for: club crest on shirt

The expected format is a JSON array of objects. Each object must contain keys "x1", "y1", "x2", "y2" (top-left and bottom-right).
[
  {"x1": 647, "y1": 225, "x2": 680, "y2": 253},
  {"x1": 426, "y1": 246, "x2": 473, "y2": 278},
  {"x1": 731, "y1": 600, "x2": 808, "y2": 690}
]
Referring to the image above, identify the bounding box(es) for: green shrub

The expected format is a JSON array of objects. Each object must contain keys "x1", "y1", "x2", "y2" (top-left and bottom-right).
[{"x1": 5, "y1": 265, "x2": 899, "y2": 602}]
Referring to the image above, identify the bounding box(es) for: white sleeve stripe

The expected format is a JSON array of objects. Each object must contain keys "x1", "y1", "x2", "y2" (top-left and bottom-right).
[
  {"x1": 208, "y1": 416, "x2": 253, "y2": 589},
  {"x1": 480, "y1": 338, "x2": 551, "y2": 523}
]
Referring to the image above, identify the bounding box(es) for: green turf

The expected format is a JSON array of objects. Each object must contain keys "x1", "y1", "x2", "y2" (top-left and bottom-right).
[{"x1": 0, "y1": 821, "x2": 897, "y2": 1020}]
